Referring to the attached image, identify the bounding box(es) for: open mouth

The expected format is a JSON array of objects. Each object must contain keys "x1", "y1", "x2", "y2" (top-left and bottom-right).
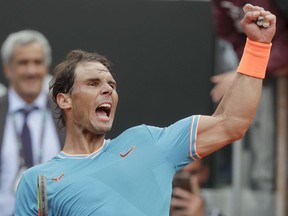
[{"x1": 96, "y1": 103, "x2": 112, "y2": 118}]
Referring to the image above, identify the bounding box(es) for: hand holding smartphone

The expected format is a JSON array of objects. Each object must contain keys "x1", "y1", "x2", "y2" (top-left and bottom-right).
[
  {"x1": 172, "y1": 172, "x2": 193, "y2": 193},
  {"x1": 170, "y1": 172, "x2": 205, "y2": 215}
]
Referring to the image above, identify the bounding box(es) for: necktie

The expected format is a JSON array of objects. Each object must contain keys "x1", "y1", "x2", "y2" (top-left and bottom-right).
[{"x1": 20, "y1": 107, "x2": 38, "y2": 168}]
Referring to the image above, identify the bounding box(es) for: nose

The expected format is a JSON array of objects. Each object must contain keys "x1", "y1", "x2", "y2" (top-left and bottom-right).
[
  {"x1": 26, "y1": 63, "x2": 38, "y2": 75},
  {"x1": 101, "y1": 83, "x2": 113, "y2": 95}
]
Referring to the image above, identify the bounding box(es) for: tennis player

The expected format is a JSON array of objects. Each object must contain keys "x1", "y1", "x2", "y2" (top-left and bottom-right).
[{"x1": 15, "y1": 4, "x2": 276, "y2": 215}]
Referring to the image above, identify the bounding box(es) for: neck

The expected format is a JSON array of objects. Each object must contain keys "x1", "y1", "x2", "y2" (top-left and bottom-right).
[{"x1": 63, "y1": 125, "x2": 106, "y2": 155}]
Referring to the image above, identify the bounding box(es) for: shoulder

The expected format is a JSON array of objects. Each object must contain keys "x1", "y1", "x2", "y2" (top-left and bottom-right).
[
  {"x1": 111, "y1": 124, "x2": 156, "y2": 143},
  {"x1": 22, "y1": 158, "x2": 57, "y2": 180},
  {"x1": 119, "y1": 124, "x2": 151, "y2": 135}
]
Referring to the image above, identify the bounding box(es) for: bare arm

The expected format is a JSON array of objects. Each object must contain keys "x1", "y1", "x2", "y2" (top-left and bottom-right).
[{"x1": 196, "y1": 5, "x2": 276, "y2": 157}]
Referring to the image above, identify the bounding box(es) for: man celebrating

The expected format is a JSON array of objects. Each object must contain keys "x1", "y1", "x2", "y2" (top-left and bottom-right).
[{"x1": 15, "y1": 5, "x2": 275, "y2": 216}]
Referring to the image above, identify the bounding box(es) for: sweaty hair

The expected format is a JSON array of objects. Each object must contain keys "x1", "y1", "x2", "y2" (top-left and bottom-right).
[
  {"x1": 1, "y1": 29, "x2": 52, "y2": 66},
  {"x1": 49, "y1": 49, "x2": 112, "y2": 128}
]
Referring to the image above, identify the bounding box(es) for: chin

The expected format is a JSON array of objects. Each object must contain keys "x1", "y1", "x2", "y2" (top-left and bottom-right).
[
  {"x1": 94, "y1": 125, "x2": 113, "y2": 134},
  {"x1": 23, "y1": 88, "x2": 42, "y2": 96}
]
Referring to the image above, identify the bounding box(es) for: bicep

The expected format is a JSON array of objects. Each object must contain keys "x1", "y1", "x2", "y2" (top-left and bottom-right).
[
  {"x1": 196, "y1": 115, "x2": 239, "y2": 157},
  {"x1": 197, "y1": 74, "x2": 262, "y2": 157}
]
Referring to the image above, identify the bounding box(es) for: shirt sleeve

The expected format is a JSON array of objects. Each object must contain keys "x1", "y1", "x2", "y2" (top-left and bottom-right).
[
  {"x1": 14, "y1": 173, "x2": 38, "y2": 215},
  {"x1": 146, "y1": 115, "x2": 201, "y2": 171}
]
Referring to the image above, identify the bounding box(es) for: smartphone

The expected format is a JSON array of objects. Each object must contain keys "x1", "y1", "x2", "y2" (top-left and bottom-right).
[
  {"x1": 172, "y1": 172, "x2": 192, "y2": 192},
  {"x1": 171, "y1": 172, "x2": 193, "y2": 211}
]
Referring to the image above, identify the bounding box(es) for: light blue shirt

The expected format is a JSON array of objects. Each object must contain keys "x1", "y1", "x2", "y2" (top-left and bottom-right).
[
  {"x1": 0, "y1": 88, "x2": 60, "y2": 216},
  {"x1": 15, "y1": 115, "x2": 201, "y2": 216}
]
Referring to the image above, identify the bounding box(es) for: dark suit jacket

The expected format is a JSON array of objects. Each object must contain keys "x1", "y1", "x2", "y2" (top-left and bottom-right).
[{"x1": 0, "y1": 94, "x2": 65, "y2": 175}]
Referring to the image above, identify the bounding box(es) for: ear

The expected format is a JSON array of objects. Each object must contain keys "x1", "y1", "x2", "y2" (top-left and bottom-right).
[
  {"x1": 56, "y1": 93, "x2": 72, "y2": 109},
  {"x1": 3, "y1": 64, "x2": 12, "y2": 80}
]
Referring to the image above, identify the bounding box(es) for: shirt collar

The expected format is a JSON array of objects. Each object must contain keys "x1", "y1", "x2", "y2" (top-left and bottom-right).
[
  {"x1": 8, "y1": 88, "x2": 48, "y2": 114},
  {"x1": 57, "y1": 139, "x2": 110, "y2": 159}
]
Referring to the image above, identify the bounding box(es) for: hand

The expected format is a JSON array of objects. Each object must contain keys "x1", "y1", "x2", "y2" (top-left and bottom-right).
[
  {"x1": 170, "y1": 177, "x2": 205, "y2": 216},
  {"x1": 210, "y1": 71, "x2": 236, "y2": 103},
  {"x1": 241, "y1": 4, "x2": 276, "y2": 43}
]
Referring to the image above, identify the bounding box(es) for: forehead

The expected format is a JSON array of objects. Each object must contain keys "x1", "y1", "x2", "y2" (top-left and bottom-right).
[
  {"x1": 74, "y1": 62, "x2": 114, "y2": 81},
  {"x1": 12, "y1": 42, "x2": 45, "y2": 60}
]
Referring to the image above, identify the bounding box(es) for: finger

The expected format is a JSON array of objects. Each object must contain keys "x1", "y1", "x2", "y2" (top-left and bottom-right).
[
  {"x1": 210, "y1": 75, "x2": 221, "y2": 83},
  {"x1": 172, "y1": 208, "x2": 189, "y2": 216},
  {"x1": 190, "y1": 177, "x2": 201, "y2": 195},
  {"x1": 210, "y1": 92, "x2": 220, "y2": 104},
  {"x1": 256, "y1": 10, "x2": 274, "y2": 28},
  {"x1": 263, "y1": 14, "x2": 276, "y2": 25},
  {"x1": 243, "y1": 3, "x2": 254, "y2": 13},
  {"x1": 260, "y1": 13, "x2": 276, "y2": 28},
  {"x1": 243, "y1": 4, "x2": 264, "y2": 13},
  {"x1": 211, "y1": 70, "x2": 236, "y2": 83},
  {"x1": 172, "y1": 209, "x2": 189, "y2": 216},
  {"x1": 210, "y1": 85, "x2": 224, "y2": 103},
  {"x1": 243, "y1": 10, "x2": 261, "y2": 24},
  {"x1": 253, "y1": 6, "x2": 264, "y2": 12},
  {"x1": 262, "y1": 11, "x2": 271, "y2": 28},
  {"x1": 210, "y1": 73, "x2": 226, "y2": 83},
  {"x1": 172, "y1": 187, "x2": 192, "y2": 200},
  {"x1": 170, "y1": 197, "x2": 189, "y2": 208}
]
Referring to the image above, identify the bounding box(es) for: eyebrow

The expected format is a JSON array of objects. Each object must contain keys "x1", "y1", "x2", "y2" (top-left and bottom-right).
[
  {"x1": 98, "y1": 68, "x2": 109, "y2": 72},
  {"x1": 85, "y1": 78, "x2": 117, "y2": 85}
]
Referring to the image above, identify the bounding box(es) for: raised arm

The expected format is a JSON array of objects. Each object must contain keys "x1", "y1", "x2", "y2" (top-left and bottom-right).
[{"x1": 196, "y1": 5, "x2": 276, "y2": 157}]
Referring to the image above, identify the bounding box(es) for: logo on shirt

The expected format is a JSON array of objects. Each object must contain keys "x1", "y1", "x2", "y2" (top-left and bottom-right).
[
  {"x1": 52, "y1": 173, "x2": 64, "y2": 182},
  {"x1": 120, "y1": 146, "x2": 136, "y2": 158}
]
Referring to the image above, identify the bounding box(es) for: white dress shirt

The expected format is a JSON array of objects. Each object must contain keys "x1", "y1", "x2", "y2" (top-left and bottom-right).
[{"x1": 0, "y1": 88, "x2": 61, "y2": 216}]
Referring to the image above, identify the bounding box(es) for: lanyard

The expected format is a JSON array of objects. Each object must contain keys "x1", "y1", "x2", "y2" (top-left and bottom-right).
[{"x1": 11, "y1": 108, "x2": 48, "y2": 168}]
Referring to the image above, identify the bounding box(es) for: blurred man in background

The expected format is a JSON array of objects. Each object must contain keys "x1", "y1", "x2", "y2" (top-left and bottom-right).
[{"x1": 0, "y1": 30, "x2": 64, "y2": 216}]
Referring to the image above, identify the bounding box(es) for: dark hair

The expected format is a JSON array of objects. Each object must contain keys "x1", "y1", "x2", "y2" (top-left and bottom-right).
[{"x1": 49, "y1": 49, "x2": 112, "y2": 128}]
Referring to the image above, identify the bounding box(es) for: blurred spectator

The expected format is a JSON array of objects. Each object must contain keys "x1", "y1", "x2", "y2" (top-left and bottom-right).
[
  {"x1": 0, "y1": 83, "x2": 7, "y2": 97},
  {"x1": 170, "y1": 158, "x2": 222, "y2": 216},
  {"x1": 0, "y1": 30, "x2": 64, "y2": 216},
  {"x1": 211, "y1": 0, "x2": 288, "y2": 191}
]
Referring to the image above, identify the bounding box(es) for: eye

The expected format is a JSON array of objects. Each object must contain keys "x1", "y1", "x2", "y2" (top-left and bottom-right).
[
  {"x1": 17, "y1": 59, "x2": 29, "y2": 66},
  {"x1": 34, "y1": 59, "x2": 45, "y2": 66},
  {"x1": 88, "y1": 81, "x2": 99, "y2": 87},
  {"x1": 109, "y1": 82, "x2": 117, "y2": 90}
]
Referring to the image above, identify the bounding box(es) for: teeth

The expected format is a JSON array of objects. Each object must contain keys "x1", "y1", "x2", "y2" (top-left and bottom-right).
[{"x1": 99, "y1": 103, "x2": 111, "y2": 108}]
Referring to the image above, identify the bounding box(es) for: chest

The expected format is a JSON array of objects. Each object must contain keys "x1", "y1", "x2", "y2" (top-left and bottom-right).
[{"x1": 46, "y1": 142, "x2": 175, "y2": 215}]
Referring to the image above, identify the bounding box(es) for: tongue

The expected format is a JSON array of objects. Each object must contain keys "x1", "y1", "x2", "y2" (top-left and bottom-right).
[{"x1": 96, "y1": 109, "x2": 107, "y2": 117}]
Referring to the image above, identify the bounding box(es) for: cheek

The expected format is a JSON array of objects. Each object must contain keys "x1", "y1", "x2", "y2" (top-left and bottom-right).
[
  {"x1": 8, "y1": 70, "x2": 21, "y2": 80},
  {"x1": 73, "y1": 95, "x2": 95, "y2": 115},
  {"x1": 39, "y1": 67, "x2": 48, "y2": 76},
  {"x1": 113, "y1": 92, "x2": 119, "y2": 104},
  {"x1": 72, "y1": 103, "x2": 88, "y2": 123},
  {"x1": 12, "y1": 73, "x2": 26, "y2": 84}
]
